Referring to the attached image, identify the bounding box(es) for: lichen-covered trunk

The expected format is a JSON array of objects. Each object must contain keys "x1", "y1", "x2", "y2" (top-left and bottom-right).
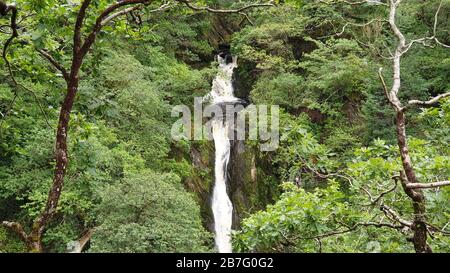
[
  {"x1": 27, "y1": 238, "x2": 43, "y2": 253},
  {"x1": 29, "y1": 77, "x2": 79, "y2": 252}
]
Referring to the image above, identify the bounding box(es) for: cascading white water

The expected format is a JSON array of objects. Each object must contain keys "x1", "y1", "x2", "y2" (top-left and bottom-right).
[{"x1": 209, "y1": 54, "x2": 238, "y2": 253}]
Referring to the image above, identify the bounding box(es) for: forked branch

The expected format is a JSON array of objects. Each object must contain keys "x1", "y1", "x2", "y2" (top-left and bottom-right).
[{"x1": 404, "y1": 92, "x2": 450, "y2": 110}]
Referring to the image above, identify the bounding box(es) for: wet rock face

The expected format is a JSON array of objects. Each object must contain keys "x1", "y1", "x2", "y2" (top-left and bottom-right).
[
  {"x1": 232, "y1": 61, "x2": 255, "y2": 106},
  {"x1": 185, "y1": 144, "x2": 215, "y2": 232},
  {"x1": 218, "y1": 43, "x2": 233, "y2": 64},
  {"x1": 227, "y1": 139, "x2": 280, "y2": 229},
  {"x1": 228, "y1": 139, "x2": 250, "y2": 229}
]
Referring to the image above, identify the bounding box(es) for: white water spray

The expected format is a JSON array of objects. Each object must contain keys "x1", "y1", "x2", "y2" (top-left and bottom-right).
[{"x1": 209, "y1": 55, "x2": 238, "y2": 253}]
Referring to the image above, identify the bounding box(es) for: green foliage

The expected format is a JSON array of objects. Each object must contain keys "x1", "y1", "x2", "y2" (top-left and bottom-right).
[
  {"x1": 299, "y1": 39, "x2": 371, "y2": 116},
  {"x1": 89, "y1": 170, "x2": 211, "y2": 253},
  {"x1": 232, "y1": 0, "x2": 449, "y2": 253},
  {"x1": 274, "y1": 111, "x2": 336, "y2": 184},
  {"x1": 251, "y1": 73, "x2": 305, "y2": 110},
  {"x1": 0, "y1": 0, "x2": 448, "y2": 253},
  {"x1": 0, "y1": 226, "x2": 26, "y2": 253},
  {"x1": 79, "y1": 50, "x2": 172, "y2": 168},
  {"x1": 234, "y1": 182, "x2": 346, "y2": 252}
]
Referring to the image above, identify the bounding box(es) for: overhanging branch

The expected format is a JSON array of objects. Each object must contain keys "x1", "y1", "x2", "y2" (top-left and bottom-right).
[
  {"x1": 178, "y1": 0, "x2": 275, "y2": 13},
  {"x1": 296, "y1": 221, "x2": 403, "y2": 241},
  {"x1": 101, "y1": 1, "x2": 173, "y2": 27}
]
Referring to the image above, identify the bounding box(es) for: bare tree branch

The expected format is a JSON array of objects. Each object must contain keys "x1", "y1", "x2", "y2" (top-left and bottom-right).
[
  {"x1": 407, "y1": 181, "x2": 450, "y2": 189},
  {"x1": 73, "y1": 0, "x2": 92, "y2": 55},
  {"x1": 178, "y1": 0, "x2": 275, "y2": 13},
  {"x1": 37, "y1": 49, "x2": 69, "y2": 82},
  {"x1": 388, "y1": 0, "x2": 405, "y2": 101},
  {"x1": 296, "y1": 221, "x2": 404, "y2": 241},
  {"x1": 380, "y1": 204, "x2": 412, "y2": 227},
  {"x1": 298, "y1": 157, "x2": 354, "y2": 186},
  {"x1": 368, "y1": 178, "x2": 398, "y2": 205},
  {"x1": 336, "y1": 18, "x2": 386, "y2": 36},
  {"x1": 239, "y1": 12, "x2": 255, "y2": 26},
  {"x1": 101, "y1": 6, "x2": 143, "y2": 27},
  {"x1": 403, "y1": 1, "x2": 450, "y2": 52},
  {"x1": 378, "y1": 67, "x2": 397, "y2": 108},
  {"x1": 404, "y1": 92, "x2": 450, "y2": 109},
  {"x1": 178, "y1": 0, "x2": 274, "y2": 25},
  {"x1": 426, "y1": 222, "x2": 450, "y2": 236},
  {"x1": 398, "y1": 170, "x2": 422, "y2": 200},
  {"x1": 1, "y1": 221, "x2": 29, "y2": 243},
  {"x1": 341, "y1": 0, "x2": 388, "y2": 6},
  {"x1": 101, "y1": 2, "x2": 173, "y2": 27},
  {"x1": 67, "y1": 229, "x2": 94, "y2": 253},
  {"x1": 17, "y1": 82, "x2": 53, "y2": 129},
  {"x1": 319, "y1": 0, "x2": 388, "y2": 6}
]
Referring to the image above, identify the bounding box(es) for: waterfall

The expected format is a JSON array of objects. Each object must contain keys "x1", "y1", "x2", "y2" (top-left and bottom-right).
[{"x1": 209, "y1": 53, "x2": 238, "y2": 253}]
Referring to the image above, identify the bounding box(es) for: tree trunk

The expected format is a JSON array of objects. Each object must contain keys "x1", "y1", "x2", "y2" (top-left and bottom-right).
[
  {"x1": 395, "y1": 111, "x2": 431, "y2": 253},
  {"x1": 27, "y1": 74, "x2": 80, "y2": 251},
  {"x1": 27, "y1": 237, "x2": 43, "y2": 253}
]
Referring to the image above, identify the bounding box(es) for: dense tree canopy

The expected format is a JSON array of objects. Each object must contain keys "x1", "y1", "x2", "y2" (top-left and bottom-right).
[{"x1": 0, "y1": 0, "x2": 449, "y2": 253}]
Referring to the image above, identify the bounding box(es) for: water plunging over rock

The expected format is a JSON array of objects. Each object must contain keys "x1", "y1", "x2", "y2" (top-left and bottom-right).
[{"x1": 209, "y1": 49, "x2": 237, "y2": 253}]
